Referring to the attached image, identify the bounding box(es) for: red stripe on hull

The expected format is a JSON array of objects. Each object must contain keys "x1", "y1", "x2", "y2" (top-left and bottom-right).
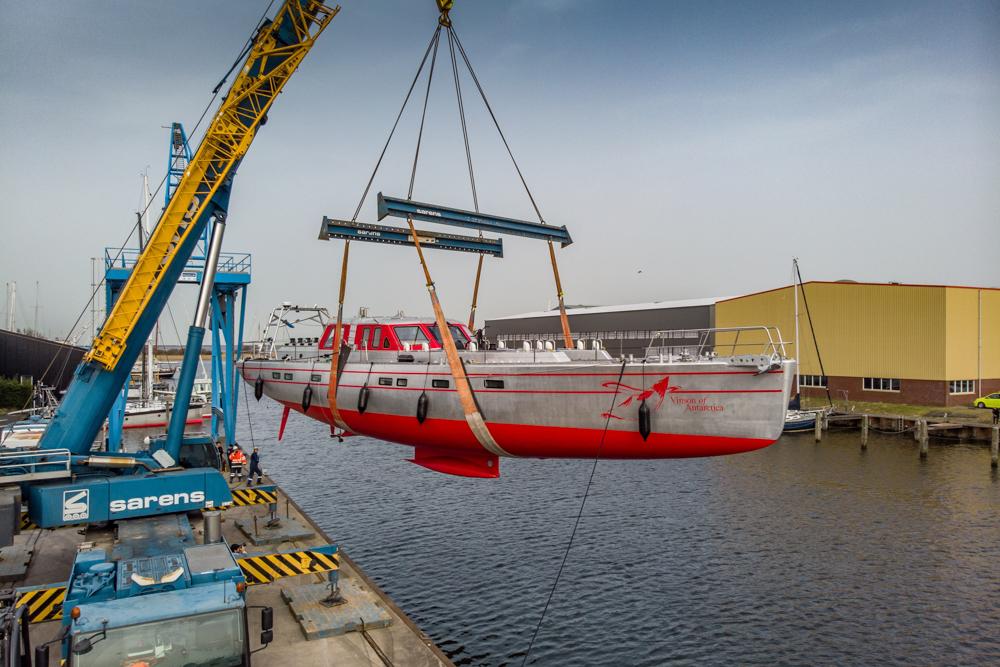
[{"x1": 279, "y1": 402, "x2": 774, "y2": 459}]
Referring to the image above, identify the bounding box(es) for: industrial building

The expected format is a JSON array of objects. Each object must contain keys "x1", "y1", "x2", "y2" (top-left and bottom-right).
[
  {"x1": 714, "y1": 282, "x2": 999, "y2": 407},
  {"x1": 484, "y1": 297, "x2": 729, "y2": 359},
  {"x1": 485, "y1": 282, "x2": 998, "y2": 408}
]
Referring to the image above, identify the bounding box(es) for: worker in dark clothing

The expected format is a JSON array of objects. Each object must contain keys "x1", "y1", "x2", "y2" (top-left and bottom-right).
[
  {"x1": 993, "y1": 406, "x2": 999, "y2": 425},
  {"x1": 248, "y1": 447, "x2": 263, "y2": 486}
]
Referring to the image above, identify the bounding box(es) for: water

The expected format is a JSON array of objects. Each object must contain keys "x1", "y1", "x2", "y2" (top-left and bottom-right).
[{"x1": 229, "y1": 400, "x2": 1000, "y2": 665}]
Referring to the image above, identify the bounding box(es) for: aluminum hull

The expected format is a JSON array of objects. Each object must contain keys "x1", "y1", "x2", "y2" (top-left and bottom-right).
[{"x1": 242, "y1": 348, "x2": 795, "y2": 462}]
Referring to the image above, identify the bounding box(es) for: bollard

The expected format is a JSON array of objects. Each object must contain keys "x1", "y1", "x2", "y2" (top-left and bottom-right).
[
  {"x1": 919, "y1": 420, "x2": 928, "y2": 459},
  {"x1": 992, "y1": 427, "x2": 998, "y2": 469},
  {"x1": 814, "y1": 412, "x2": 822, "y2": 442},
  {"x1": 861, "y1": 414, "x2": 869, "y2": 450}
]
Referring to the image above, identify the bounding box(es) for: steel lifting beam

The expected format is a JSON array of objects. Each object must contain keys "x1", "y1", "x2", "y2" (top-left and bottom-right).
[
  {"x1": 377, "y1": 193, "x2": 572, "y2": 247},
  {"x1": 320, "y1": 217, "x2": 503, "y2": 257}
]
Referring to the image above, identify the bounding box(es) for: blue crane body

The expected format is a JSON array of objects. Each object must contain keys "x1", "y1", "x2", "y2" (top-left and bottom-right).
[
  {"x1": 4, "y1": 0, "x2": 337, "y2": 533},
  {"x1": 0, "y1": 2, "x2": 340, "y2": 664}
]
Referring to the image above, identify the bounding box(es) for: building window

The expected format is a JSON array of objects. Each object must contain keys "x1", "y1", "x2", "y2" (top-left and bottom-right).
[
  {"x1": 799, "y1": 375, "x2": 827, "y2": 388},
  {"x1": 949, "y1": 380, "x2": 975, "y2": 394},
  {"x1": 864, "y1": 377, "x2": 900, "y2": 392}
]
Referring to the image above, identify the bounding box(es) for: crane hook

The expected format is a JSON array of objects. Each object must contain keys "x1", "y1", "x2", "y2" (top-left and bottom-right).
[{"x1": 436, "y1": 0, "x2": 453, "y2": 26}]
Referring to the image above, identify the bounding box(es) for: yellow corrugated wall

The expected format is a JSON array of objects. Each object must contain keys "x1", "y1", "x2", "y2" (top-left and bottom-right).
[
  {"x1": 716, "y1": 283, "x2": 952, "y2": 380},
  {"x1": 948, "y1": 287, "x2": 1000, "y2": 384}
]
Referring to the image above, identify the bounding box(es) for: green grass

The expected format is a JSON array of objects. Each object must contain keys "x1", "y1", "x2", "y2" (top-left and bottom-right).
[{"x1": 800, "y1": 396, "x2": 995, "y2": 424}]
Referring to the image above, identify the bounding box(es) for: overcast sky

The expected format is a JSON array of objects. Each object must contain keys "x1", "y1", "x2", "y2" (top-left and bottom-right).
[{"x1": 1, "y1": 0, "x2": 998, "y2": 344}]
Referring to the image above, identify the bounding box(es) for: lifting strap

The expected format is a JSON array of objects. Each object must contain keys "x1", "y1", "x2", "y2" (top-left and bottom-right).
[
  {"x1": 468, "y1": 253, "x2": 483, "y2": 330},
  {"x1": 548, "y1": 241, "x2": 573, "y2": 349},
  {"x1": 406, "y1": 216, "x2": 512, "y2": 458},
  {"x1": 326, "y1": 241, "x2": 352, "y2": 432}
]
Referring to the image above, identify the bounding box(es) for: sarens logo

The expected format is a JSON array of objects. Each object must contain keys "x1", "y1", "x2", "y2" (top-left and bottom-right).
[
  {"x1": 109, "y1": 491, "x2": 205, "y2": 513},
  {"x1": 63, "y1": 489, "x2": 89, "y2": 521}
]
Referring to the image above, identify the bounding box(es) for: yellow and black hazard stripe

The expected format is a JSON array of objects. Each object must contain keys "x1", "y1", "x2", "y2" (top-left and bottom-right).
[
  {"x1": 206, "y1": 486, "x2": 278, "y2": 511},
  {"x1": 230, "y1": 487, "x2": 277, "y2": 506},
  {"x1": 20, "y1": 513, "x2": 84, "y2": 532},
  {"x1": 238, "y1": 548, "x2": 339, "y2": 585},
  {"x1": 16, "y1": 585, "x2": 67, "y2": 623}
]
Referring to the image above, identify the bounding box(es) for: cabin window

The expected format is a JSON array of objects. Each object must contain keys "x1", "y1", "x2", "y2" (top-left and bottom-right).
[
  {"x1": 799, "y1": 375, "x2": 826, "y2": 388},
  {"x1": 284, "y1": 373, "x2": 293, "y2": 381},
  {"x1": 432, "y1": 379, "x2": 449, "y2": 389},
  {"x1": 311, "y1": 374, "x2": 322, "y2": 382},
  {"x1": 394, "y1": 326, "x2": 430, "y2": 346},
  {"x1": 358, "y1": 326, "x2": 370, "y2": 348},
  {"x1": 378, "y1": 377, "x2": 393, "y2": 386},
  {"x1": 396, "y1": 378, "x2": 408, "y2": 387},
  {"x1": 427, "y1": 325, "x2": 471, "y2": 349},
  {"x1": 863, "y1": 378, "x2": 900, "y2": 392},
  {"x1": 484, "y1": 379, "x2": 504, "y2": 389},
  {"x1": 383, "y1": 336, "x2": 391, "y2": 349},
  {"x1": 272, "y1": 372, "x2": 280, "y2": 379},
  {"x1": 372, "y1": 327, "x2": 382, "y2": 349},
  {"x1": 949, "y1": 380, "x2": 975, "y2": 394}
]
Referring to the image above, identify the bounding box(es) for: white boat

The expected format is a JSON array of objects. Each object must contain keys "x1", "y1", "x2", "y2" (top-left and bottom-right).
[{"x1": 242, "y1": 306, "x2": 795, "y2": 477}]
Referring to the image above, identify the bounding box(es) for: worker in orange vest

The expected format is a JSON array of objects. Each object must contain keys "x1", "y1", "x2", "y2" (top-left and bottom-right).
[{"x1": 228, "y1": 445, "x2": 247, "y2": 483}]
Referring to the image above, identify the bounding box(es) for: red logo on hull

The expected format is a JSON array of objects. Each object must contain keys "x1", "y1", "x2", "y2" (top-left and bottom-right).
[{"x1": 601, "y1": 376, "x2": 679, "y2": 420}]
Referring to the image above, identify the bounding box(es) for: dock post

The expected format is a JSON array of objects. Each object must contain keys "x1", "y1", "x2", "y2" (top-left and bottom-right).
[
  {"x1": 861, "y1": 415, "x2": 869, "y2": 450},
  {"x1": 991, "y1": 427, "x2": 998, "y2": 469},
  {"x1": 919, "y1": 420, "x2": 928, "y2": 459},
  {"x1": 814, "y1": 412, "x2": 822, "y2": 442}
]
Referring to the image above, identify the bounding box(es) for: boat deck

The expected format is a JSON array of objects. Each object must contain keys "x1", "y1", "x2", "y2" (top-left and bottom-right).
[{"x1": 10, "y1": 477, "x2": 452, "y2": 667}]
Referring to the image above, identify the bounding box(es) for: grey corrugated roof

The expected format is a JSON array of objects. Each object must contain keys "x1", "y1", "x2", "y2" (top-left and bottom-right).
[{"x1": 488, "y1": 296, "x2": 734, "y2": 321}]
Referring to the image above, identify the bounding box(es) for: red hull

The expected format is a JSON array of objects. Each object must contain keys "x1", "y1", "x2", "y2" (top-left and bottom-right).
[{"x1": 284, "y1": 402, "x2": 772, "y2": 460}]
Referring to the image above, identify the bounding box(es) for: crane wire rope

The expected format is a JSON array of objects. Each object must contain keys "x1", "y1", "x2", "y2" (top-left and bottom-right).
[
  {"x1": 519, "y1": 361, "x2": 627, "y2": 667},
  {"x1": 446, "y1": 24, "x2": 487, "y2": 329},
  {"x1": 408, "y1": 26, "x2": 443, "y2": 201},
  {"x1": 350, "y1": 28, "x2": 441, "y2": 222}
]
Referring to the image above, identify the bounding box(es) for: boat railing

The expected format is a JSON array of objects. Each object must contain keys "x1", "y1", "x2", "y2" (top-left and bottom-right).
[
  {"x1": 646, "y1": 326, "x2": 789, "y2": 361},
  {"x1": 0, "y1": 448, "x2": 72, "y2": 482},
  {"x1": 106, "y1": 247, "x2": 251, "y2": 275},
  {"x1": 253, "y1": 305, "x2": 333, "y2": 359}
]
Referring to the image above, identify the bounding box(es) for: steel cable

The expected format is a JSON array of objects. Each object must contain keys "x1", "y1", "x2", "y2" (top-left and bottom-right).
[
  {"x1": 350, "y1": 27, "x2": 441, "y2": 222},
  {"x1": 519, "y1": 361, "x2": 628, "y2": 666}
]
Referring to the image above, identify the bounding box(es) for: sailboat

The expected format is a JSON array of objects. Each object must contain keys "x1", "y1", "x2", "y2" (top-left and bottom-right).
[
  {"x1": 783, "y1": 258, "x2": 818, "y2": 432},
  {"x1": 243, "y1": 305, "x2": 796, "y2": 478}
]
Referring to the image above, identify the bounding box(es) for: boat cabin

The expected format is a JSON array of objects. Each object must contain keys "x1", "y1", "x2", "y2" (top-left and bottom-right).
[{"x1": 319, "y1": 318, "x2": 475, "y2": 352}]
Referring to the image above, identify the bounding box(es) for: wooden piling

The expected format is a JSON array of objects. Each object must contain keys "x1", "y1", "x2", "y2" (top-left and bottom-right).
[
  {"x1": 814, "y1": 411, "x2": 822, "y2": 442},
  {"x1": 861, "y1": 414, "x2": 869, "y2": 450},
  {"x1": 992, "y1": 427, "x2": 998, "y2": 469},
  {"x1": 918, "y1": 420, "x2": 928, "y2": 458}
]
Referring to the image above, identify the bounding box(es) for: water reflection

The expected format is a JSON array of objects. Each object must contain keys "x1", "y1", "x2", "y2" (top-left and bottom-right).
[{"x1": 220, "y1": 400, "x2": 1000, "y2": 665}]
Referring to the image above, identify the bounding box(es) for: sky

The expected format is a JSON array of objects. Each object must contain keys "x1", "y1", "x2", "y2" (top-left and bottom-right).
[{"x1": 1, "y1": 0, "x2": 998, "y2": 344}]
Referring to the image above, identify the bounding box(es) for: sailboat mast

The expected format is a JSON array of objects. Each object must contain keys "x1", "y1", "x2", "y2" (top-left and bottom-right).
[
  {"x1": 143, "y1": 172, "x2": 155, "y2": 402},
  {"x1": 793, "y1": 258, "x2": 799, "y2": 395}
]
